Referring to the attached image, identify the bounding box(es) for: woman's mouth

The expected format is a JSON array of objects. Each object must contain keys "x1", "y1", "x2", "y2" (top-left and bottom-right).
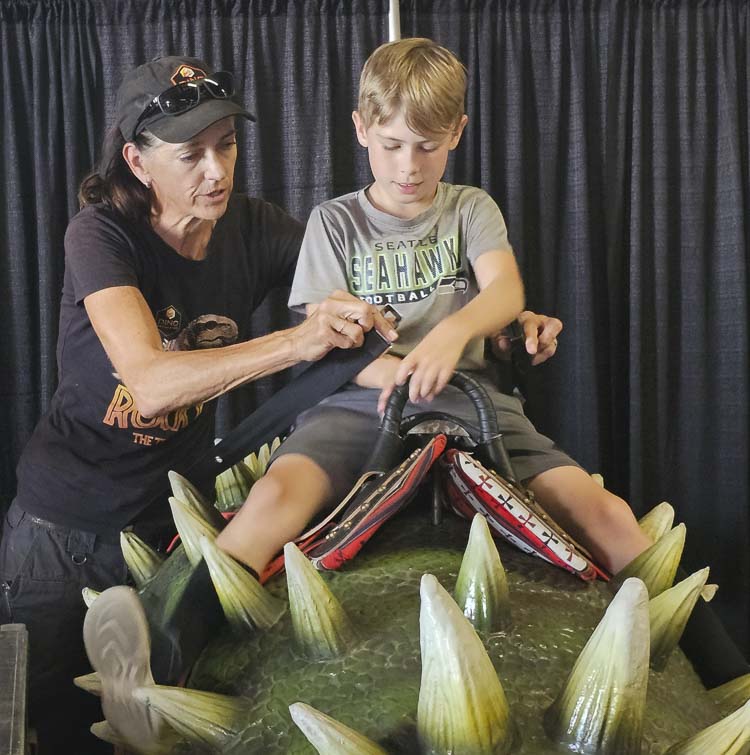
[{"x1": 204, "y1": 188, "x2": 226, "y2": 202}]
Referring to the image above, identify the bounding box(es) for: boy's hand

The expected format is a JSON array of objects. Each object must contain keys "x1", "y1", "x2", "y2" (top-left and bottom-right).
[
  {"x1": 494, "y1": 310, "x2": 562, "y2": 366},
  {"x1": 383, "y1": 321, "x2": 467, "y2": 409}
]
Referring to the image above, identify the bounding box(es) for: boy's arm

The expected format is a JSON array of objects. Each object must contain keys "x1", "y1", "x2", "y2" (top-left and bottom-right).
[{"x1": 388, "y1": 250, "x2": 524, "y2": 407}]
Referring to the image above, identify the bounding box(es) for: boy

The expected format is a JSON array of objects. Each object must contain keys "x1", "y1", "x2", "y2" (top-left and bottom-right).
[{"x1": 215, "y1": 38, "x2": 652, "y2": 577}]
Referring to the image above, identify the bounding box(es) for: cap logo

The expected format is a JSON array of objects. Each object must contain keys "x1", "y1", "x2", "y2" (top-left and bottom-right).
[{"x1": 171, "y1": 64, "x2": 206, "y2": 86}]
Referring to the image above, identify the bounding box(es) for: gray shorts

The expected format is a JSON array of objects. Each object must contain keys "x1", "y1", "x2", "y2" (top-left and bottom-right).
[{"x1": 273, "y1": 376, "x2": 579, "y2": 502}]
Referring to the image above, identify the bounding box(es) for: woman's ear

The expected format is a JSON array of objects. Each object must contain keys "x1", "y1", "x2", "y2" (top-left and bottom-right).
[
  {"x1": 122, "y1": 142, "x2": 151, "y2": 188},
  {"x1": 352, "y1": 111, "x2": 369, "y2": 148}
]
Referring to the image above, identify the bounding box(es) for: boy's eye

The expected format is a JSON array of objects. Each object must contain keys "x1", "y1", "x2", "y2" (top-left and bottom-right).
[
  {"x1": 222, "y1": 140, "x2": 237, "y2": 150},
  {"x1": 383, "y1": 144, "x2": 400, "y2": 151},
  {"x1": 180, "y1": 153, "x2": 198, "y2": 162},
  {"x1": 420, "y1": 145, "x2": 438, "y2": 153}
]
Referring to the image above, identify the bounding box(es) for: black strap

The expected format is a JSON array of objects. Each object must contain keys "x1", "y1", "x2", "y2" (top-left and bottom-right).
[{"x1": 129, "y1": 330, "x2": 391, "y2": 526}]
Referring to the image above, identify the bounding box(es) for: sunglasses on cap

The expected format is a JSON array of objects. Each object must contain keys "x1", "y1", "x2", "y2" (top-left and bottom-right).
[{"x1": 133, "y1": 71, "x2": 235, "y2": 136}]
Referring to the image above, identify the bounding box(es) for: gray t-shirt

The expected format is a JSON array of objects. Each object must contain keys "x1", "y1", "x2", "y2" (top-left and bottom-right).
[{"x1": 289, "y1": 182, "x2": 514, "y2": 370}]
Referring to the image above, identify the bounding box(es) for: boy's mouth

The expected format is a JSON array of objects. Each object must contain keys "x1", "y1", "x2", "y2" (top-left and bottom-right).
[{"x1": 396, "y1": 182, "x2": 420, "y2": 194}]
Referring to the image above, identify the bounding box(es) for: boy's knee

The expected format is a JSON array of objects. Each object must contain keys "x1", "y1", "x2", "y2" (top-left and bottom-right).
[
  {"x1": 248, "y1": 470, "x2": 288, "y2": 504},
  {"x1": 245, "y1": 456, "x2": 332, "y2": 509}
]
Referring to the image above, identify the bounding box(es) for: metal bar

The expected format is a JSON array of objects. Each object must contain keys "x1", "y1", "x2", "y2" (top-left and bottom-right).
[
  {"x1": 0, "y1": 624, "x2": 28, "y2": 755},
  {"x1": 388, "y1": 0, "x2": 401, "y2": 41}
]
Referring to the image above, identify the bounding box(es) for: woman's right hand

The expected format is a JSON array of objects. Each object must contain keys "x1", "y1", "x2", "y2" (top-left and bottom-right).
[{"x1": 290, "y1": 290, "x2": 398, "y2": 363}]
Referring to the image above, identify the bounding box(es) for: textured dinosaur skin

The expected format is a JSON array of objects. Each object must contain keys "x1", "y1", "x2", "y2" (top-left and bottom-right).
[{"x1": 144, "y1": 500, "x2": 725, "y2": 754}]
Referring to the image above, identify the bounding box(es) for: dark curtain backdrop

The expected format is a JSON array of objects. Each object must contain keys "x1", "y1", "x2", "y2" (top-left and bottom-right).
[{"x1": 2, "y1": 0, "x2": 749, "y2": 652}]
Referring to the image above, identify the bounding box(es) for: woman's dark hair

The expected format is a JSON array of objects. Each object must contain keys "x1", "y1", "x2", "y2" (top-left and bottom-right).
[{"x1": 78, "y1": 127, "x2": 157, "y2": 223}]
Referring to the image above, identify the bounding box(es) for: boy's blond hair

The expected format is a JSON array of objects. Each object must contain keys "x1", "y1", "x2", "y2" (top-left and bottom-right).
[{"x1": 357, "y1": 37, "x2": 466, "y2": 139}]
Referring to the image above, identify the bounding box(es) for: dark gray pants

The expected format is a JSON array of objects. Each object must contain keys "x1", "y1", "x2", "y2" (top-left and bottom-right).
[{"x1": 0, "y1": 501, "x2": 128, "y2": 754}]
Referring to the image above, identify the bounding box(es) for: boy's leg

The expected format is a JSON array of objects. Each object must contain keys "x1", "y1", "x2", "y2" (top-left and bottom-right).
[
  {"x1": 215, "y1": 403, "x2": 381, "y2": 573},
  {"x1": 526, "y1": 465, "x2": 750, "y2": 687},
  {"x1": 526, "y1": 465, "x2": 653, "y2": 574},
  {"x1": 216, "y1": 454, "x2": 334, "y2": 574}
]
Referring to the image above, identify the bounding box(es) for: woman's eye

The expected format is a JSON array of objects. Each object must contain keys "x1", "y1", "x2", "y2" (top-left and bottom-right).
[
  {"x1": 180, "y1": 153, "x2": 198, "y2": 162},
  {"x1": 222, "y1": 141, "x2": 237, "y2": 150}
]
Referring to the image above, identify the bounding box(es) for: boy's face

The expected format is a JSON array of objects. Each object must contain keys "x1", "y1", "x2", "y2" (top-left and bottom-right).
[{"x1": 352, "y1": 109, "x2": 467, "y2": 220}]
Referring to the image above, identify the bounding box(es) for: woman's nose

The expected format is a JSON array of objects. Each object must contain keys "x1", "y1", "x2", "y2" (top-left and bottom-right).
[{"x1": 204, "y1": 152, "x2": 227, "y2": 180}]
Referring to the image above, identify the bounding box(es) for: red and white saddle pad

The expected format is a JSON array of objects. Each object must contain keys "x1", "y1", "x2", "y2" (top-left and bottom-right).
[
  {"x1": 440, "y1": 449, "x2": 608, "y2": 582},
  {"x1": 260, "y1": 435, "x2": 448, "y2": 582}
]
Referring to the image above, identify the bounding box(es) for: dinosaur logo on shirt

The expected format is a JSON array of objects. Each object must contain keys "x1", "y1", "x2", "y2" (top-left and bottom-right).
[
  {"x1": 156, "y1": 305, "x2": 182, "y2": 338},
  {"x1": 102, "y1": 313, "x2": 239, "y2": 446}
]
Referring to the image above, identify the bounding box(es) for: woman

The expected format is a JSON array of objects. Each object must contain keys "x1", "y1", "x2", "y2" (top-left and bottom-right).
[{"x1": 0, "y1": 55, "x2": 397, "y2": 753}]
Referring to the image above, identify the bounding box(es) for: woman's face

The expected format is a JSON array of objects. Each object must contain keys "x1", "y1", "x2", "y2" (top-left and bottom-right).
[{"x1": 142, "y1": 117, "x2": 238, "y2": 222}]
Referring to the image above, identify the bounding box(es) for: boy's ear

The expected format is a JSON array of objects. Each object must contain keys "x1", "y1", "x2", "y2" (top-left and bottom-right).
[
  {"x1": 448, "y1": 114, "x2": 469, "y2": 150},
  {"x1": 352, "y1": 111, "x2": 369, "y2": 147}
]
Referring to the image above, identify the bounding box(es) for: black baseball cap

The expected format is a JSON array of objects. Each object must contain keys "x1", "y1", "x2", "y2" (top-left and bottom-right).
[{"x1": 116, "y1": 55, "x2": 255, "y2": 143}]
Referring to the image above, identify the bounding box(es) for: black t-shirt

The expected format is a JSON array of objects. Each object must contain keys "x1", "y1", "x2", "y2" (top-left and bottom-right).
[{"x1": 16, "y1": 194, "x2": 302, "y2": 537}]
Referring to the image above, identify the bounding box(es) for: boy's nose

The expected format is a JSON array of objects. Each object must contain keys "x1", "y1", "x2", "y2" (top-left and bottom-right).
[{"x1": 399, "y1": 149, "x2": 419, "y2": 175}]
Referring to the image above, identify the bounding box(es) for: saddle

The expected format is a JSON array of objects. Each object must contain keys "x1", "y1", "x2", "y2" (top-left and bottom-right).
[{"x1": 262, "y1": 371, "x2": 607, "y2": 583}]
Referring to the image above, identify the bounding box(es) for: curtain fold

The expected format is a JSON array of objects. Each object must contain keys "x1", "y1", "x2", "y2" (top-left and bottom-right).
[
  {"x1": 605, "y1": 0, "x2": 750, "y2": 653},
  {"x1": 1, "y1": 0, "x2": 748, "y2": 652}
]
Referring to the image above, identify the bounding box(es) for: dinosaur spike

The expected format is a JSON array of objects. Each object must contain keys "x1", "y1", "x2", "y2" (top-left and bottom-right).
[
  {"x1": 454, "y1": 514, "x2": 511, "y2": 632},
  {"x1": 133, "y1": 685, "x2": 245, "y2": 750},
  {"x1": 244, "y1": 437, "x2": 281, "y2": 480},
  {"x1": 544, "y1": 577, "x2": 650, "y2": 754},
  {"x1": 90, "y1": 720, "x2": 129, "y2": 747},
  {"x1": 215, "y1": 461, "x2": 256, "y2": 513},
  {"x1": 638, "y1": 501, "x2": 675, "y2": 542},
  {"x1": 243, "y1": 451, "x2": 264, "y2": 481},
  {"x1": 256, "y1": 441, "x2": 273, "y2": 471},
  {"x1": 649, "y1": 567, "x2": 710, "y2": 670},
  {"x1": 665, "y1": 699, "x2": 750, "y2": 754},
  {"x1": 74, "y1": 671, "x2": 102, "y2": 696},
  {"x1": 120, "y1": 531, "x2": 164, "y2": 588},
  {"x1": 613, "y1": 523, "x2": 686, "y2": 597},
  {"x1": 709, "y1": 674, "x2": 750, "y2": 712},
  {"x1": 199, "y1": 535, "x2": 286, "y2": 631},
  {"x1": 701, "y1": 584, "x2": 719, "y2": 602},
  {"x1": 168, "y1": 495, "x2": 220, "y2": 566},
  {"x1": 168, "y1": 469, "x2": 226, "y2": 529},
  {"x1": 289, "y1": 702, "x2": 387, "y2": 754},
  {"x1": 285, "y1": 542, "x2": 357, "y2": 659},
  {"x1": 591, "y1": 473, "x2": 605, "y2": 487},
  {"x1": 417, "y1": 573, "x2": 516, "y2": 755},
  {"x1": 82, "y1": 587, "x2": 100, "y2": 608}
]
